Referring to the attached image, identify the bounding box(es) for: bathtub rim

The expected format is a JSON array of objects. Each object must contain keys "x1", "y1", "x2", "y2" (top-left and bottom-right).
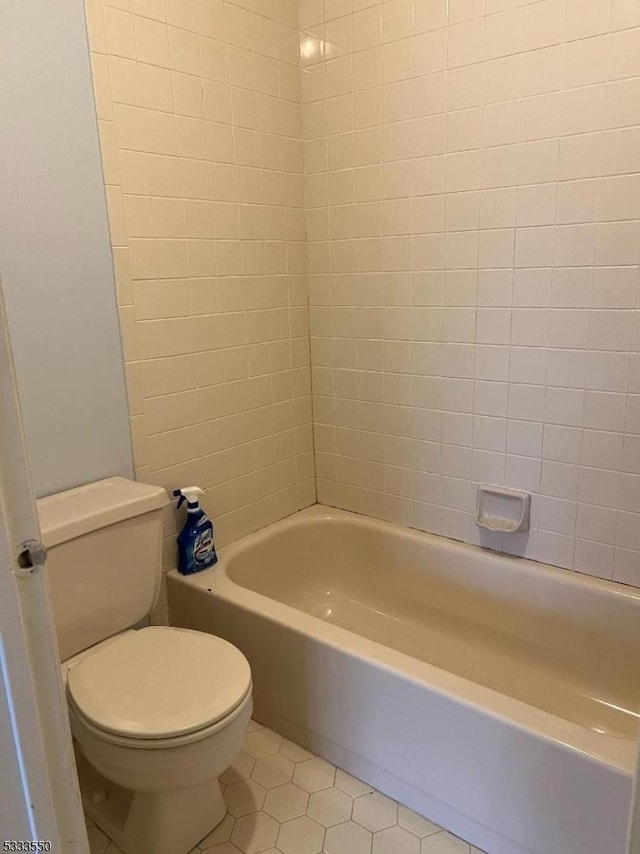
[{"x1": 167, "y1": 503, "x2": 640, "y2": 775}]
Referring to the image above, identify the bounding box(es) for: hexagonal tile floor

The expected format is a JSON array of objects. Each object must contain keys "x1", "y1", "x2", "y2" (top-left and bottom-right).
[{"x1": 86, "y1": 720, "x2": 486, "y2": 854}]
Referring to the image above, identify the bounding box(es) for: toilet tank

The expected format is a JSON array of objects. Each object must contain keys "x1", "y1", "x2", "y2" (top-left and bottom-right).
[{"x1": 37, "y1": 477, "x2": 169, "y2": 661}]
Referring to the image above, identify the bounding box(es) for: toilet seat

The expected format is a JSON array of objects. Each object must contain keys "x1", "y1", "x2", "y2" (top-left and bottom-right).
[{"x1": 66, "y1": 626, "x2": 251, "y2": 741}]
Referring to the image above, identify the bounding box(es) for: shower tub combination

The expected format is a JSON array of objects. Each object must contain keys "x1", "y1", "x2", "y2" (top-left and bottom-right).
[{"x1": 168, "y1": 505, "x2": 640, "y2": 854}]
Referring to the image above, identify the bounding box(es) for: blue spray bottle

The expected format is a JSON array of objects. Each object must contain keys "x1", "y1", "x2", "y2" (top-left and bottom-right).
[{"x1": 172, "y1": 487, "x2": 218, "y2": 575}]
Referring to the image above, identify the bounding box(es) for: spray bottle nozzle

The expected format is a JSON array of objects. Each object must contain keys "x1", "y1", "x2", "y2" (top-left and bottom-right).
[
  {"x1": 173, "y1": 490, "x2": 187, "y2": 510},
  {"x1": 173, "y1": 486, "x2": 205, "y2": 512}
]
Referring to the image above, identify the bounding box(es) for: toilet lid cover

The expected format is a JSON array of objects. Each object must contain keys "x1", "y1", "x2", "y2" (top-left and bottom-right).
[{"x1": 67, "y1": 627, "x2": 252, "y2": 739}]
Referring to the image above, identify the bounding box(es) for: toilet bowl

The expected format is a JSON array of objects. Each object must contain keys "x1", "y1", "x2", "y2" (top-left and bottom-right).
[
  {"x1": 64, "y1": 627, "x2": 252, "y2": 854},
  {"x1": 37, "y1": 478, "x2": 253, "y2": 854}
]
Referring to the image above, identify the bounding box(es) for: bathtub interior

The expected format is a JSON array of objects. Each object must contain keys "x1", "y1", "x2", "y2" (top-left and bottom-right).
[{"x1": 222, "y1": 510, "x2": 640, "y2": 740}]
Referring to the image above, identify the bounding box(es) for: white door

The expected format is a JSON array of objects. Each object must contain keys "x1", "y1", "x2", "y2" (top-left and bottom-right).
[{"x1": 0, "y1": 283, "x2": 88, "y2": 850}]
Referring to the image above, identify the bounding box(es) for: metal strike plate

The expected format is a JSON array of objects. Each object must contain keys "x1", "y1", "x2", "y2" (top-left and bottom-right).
[{"x1": 15, "y1": 539, "x2": 47, "y2": 577}]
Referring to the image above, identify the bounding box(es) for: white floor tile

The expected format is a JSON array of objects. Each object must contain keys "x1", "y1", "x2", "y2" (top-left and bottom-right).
[
  {"x1": 324, "y1": 820, "x2": 373, "y2": 854},
  {"x1": 83, "y1": 719, "x2": 484, "y2": 854},
  {"x1": 293, "y1": 757, "x2": 337, "y2": 793},
  {"x1": 225, "y1": 779, "x2": 267, "y2": 817},
  {"x1": 251, "y1": 753, "x2": 295, "y2": 789},
  {"x1": 352, "y1": 791, "x2": 398, "y2": 832},
  {"x1": 231, "y1": 811, "x2": 279, "y2": 853},
  {"x1": 199, "y1": 813, "x2": 235, "y2": 848},
  {"x1": 277, "y1": 815, "x2": 325, "y2": 854},
  {"x1": 334, "y1": 768, "x2": 374, "y2": 797},
  {"x1": 398, "y1": 805, "x2": 442, "y2": 838},
  {"x1": 373, "y1": 825, "x2": 421, "y2": 854},
  {"x1": 280, "y1": 737, "x2": 314, "y2": 763},
  {"x1": 421, "y1": 831, "x2": 471, "y2": 853},
  {"x1": 263, "y1": 782, "x2": 309, "y2": 821},
  {"x1": 307, "y1": 787, "x2": 353, "y2": 826},
  {"x1": 243, "y1": 727, "x2": 282, "y2": 759}
]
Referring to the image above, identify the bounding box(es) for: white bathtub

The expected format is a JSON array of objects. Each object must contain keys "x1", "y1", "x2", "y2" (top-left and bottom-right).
[{"x1": 167, "y1": 505, "x2": 640, "y2": 854}]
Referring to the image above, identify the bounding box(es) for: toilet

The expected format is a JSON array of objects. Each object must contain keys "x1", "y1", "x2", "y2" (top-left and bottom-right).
[{"x1": 37, "y1": 477, "x2": 253, "y2": 854}]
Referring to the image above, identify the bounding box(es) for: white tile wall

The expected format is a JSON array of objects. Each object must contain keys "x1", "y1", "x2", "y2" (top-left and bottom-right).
[
  {"x1": 85, "y1": 0, "x2": 316, "y2": 616},
  {"x1": 303, "y1": 0, "x2": 640, "y2": 584},
  {"x1": 86, "y1": 0, "x2": 640, "y2": 589}
]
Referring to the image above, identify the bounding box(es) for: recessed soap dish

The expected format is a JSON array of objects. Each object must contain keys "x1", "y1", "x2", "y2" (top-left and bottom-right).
[{"x1": 476, "y1": 485, "x2": 531, "y2": 534}]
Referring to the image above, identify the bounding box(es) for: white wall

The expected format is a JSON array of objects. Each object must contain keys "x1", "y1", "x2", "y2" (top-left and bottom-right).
[{"x1": 0, "y1": 0, "x2": 133, "y2": 498}]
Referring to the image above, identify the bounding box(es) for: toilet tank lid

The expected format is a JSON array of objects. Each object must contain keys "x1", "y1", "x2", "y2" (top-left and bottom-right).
[{"x1": 37, "y1": 477, "x2": 169, "y2": 548}]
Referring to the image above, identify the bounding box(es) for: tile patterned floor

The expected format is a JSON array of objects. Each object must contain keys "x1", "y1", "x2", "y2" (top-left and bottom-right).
[{"x1": 87, "y1": 720, "x2": 485, "y2": 854}]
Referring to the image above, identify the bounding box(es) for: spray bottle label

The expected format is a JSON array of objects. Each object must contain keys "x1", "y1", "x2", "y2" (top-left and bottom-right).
[{"x1": 194, "y1": 527, "x2": 214, "y2": 565}]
